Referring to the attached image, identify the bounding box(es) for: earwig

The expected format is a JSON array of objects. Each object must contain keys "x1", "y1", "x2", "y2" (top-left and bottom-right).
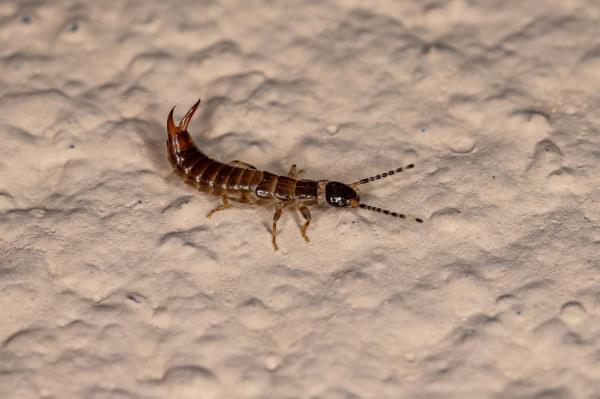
[{"x1": 167, "y1": 99, "x2": 423, "y2": 250}]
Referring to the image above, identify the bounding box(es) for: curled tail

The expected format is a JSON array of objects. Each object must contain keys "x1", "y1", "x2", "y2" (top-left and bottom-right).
[
  {"x1": 167, "y1": 98, "x2": 201, "y2": 138},
  {"x1": 166, "y1": 98, "x2": 210, "y2": 174}
]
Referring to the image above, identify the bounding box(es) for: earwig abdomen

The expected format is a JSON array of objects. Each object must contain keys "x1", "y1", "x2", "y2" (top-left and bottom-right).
[
  {"x1": 167, "y1": 110, "x2": 319, "y2": 207},
  {"x1": 254, "y1": 172, "x2": 276, "y2": 200}
]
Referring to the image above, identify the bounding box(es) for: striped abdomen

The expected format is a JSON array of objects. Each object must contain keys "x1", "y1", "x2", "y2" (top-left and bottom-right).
[{"x1": 167, "y1": 129, "x2": 318, "y2": 204}]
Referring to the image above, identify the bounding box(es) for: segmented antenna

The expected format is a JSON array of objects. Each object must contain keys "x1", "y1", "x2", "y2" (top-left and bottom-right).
[
  {"x1": 358, "y1": 203, "x2": 423, "y2": 223},
  {"x1": 353, "y1": 163, "x2": 415, "y2": 185}
]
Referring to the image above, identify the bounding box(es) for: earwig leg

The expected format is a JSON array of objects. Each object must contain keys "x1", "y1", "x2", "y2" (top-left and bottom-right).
[
  {"x1": 288, "y1": 165, "x2": 305, "y2": 178},
  {"x1": 229, "y1": 160, "x2": 257, "y2": 169},
  {"x1": 288, "y1": 164, "x2": 297, "y2": 178},
  {"x1": 298, "y1": 204, "x2": 311, "y2": 243},
  {"x1": 272, "y1": 202, "x2": 293, "y2": 251},
  {"x1": 206, "y1": 193, "x2": 230, "y2": 218},
  {"x1": 272, "y1": 203, "x2": 284, "y2": 251}
]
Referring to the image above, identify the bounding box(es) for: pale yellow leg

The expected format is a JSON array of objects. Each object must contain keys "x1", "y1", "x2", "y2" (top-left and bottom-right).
[
  {"x1": 271, "y1": 202, "x2": 294, "y2": 250},
  {"x1": 272, "y1": 203, "x2": 284, "y2": 251},
  {"x1": 298, "y1": 204, "x2": 311, "y2": 243},
  {"x1": 288, "y1": 164, "x2": 297, "y2": 178},
  {"x1": 207, "y1": 194, "x2": 230, "y2": 218},
  {"x1": 288, "y1": 164, "x2": 305, "y2": 178}
]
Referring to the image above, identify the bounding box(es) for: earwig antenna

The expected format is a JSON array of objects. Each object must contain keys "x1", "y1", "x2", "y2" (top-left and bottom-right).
[
  {"x1": 358, "y1": 203, "x2": 423, "y2": 223},
  {"x1": 352, "y1": 163, "x2": 415, "y2": 186}
]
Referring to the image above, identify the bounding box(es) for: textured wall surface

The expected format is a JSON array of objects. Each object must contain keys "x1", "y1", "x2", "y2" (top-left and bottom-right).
[{"x1": 1, "y1": 1, "x2": 600, "y2": 398}]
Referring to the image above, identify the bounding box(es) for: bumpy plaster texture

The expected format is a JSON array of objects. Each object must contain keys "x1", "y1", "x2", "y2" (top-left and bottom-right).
[{"x1": 1, "y1": 1, "x2": 600, "y2": 398}]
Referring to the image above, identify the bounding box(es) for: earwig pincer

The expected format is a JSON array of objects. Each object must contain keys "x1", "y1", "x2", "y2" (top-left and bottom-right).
[{"x1": 167, "y1": 99, "x2": 423, "y2": 251}]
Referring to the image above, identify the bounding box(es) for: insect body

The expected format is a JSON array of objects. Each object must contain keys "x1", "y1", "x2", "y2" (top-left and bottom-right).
[{"x1": 167, "y1": 99, "x2": 423, "y2": 250}]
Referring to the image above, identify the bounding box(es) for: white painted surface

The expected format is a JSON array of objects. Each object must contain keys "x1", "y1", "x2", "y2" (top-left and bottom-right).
[{"x1": 1, "y1": 1, "x2": 599, "y2": 398}]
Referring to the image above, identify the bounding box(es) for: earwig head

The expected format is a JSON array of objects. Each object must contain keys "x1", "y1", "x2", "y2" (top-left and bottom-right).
[
  {"x1": 167, "y1": 98, "x2": 201, "y2": 136},
  {"x1": 325, "y1": 181, "x2": 360, "y2": 208}
]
